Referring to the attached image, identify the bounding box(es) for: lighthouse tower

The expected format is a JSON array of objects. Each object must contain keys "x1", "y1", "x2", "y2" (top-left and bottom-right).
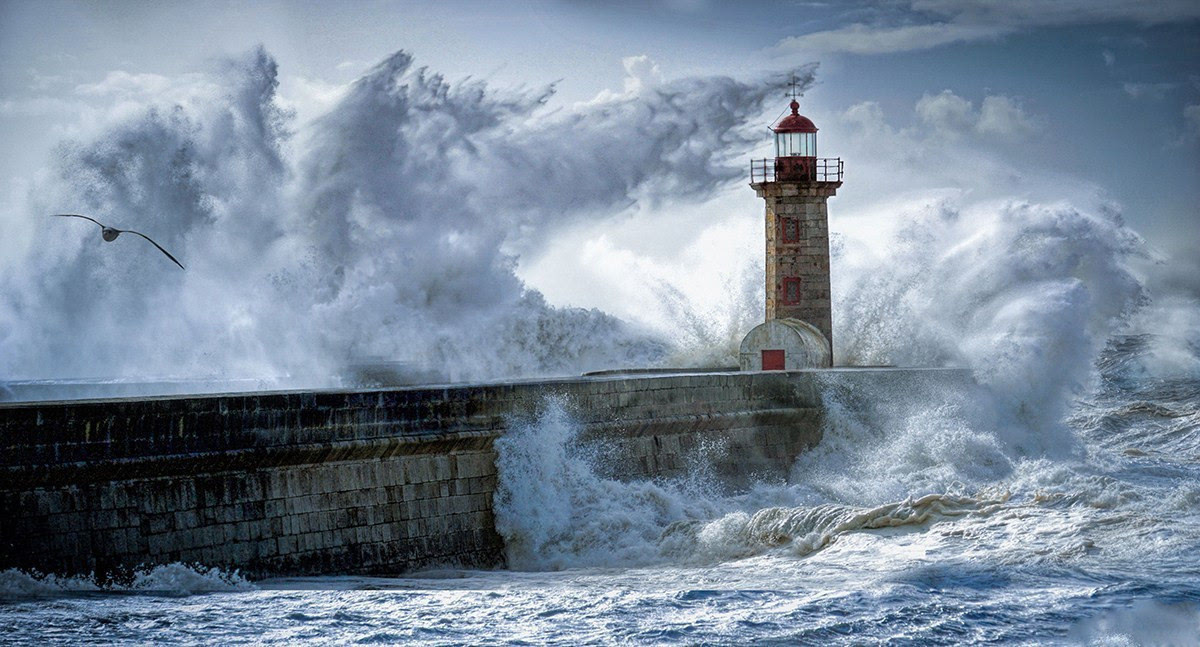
[{"x1": 740, "y1": 88, "x2": 842, "y2": 371}]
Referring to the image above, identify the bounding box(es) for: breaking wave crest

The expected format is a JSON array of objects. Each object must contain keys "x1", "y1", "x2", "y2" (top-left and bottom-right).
[
  {"x1": 493, "y1": 398, "x2": 1013, "y2": 571},
  {"x1": 493, "y1": 398, "x2": 714, "y2": 570},
  {"x1": 0, "y1": 563, "x2": 253, "y2": 598},
  {"x1": 833, "y1": 199, "x2": 1147, "y2": 433},
  {"x1": 662, "y1": 492, "x2": 1011, "y2": 562}
]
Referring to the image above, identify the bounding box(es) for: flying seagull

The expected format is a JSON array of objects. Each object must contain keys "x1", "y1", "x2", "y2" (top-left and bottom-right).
[{"x1": 50, "y1": 213, "x2": 185, "y2": 270}]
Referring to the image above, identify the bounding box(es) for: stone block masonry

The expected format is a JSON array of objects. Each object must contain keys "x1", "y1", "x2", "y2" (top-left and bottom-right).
[
  {"x1": 0, "y1": 368, "x2": 969, "y2": 578},
  {"x1": 754, "y1": 180, "x2": 839, "y2": 355}
]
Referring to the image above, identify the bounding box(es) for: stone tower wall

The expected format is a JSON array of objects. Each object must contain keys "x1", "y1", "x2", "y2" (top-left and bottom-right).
[{"x1": 755, "y1": 182, "x2": 838, "y2": 352}]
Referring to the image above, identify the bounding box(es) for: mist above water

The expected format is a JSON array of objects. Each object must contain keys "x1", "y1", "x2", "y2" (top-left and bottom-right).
[
  {"x1": 0, "y1": 48, "x2": 801, "y2": 386},
  {"x1": 1, "y1": 45, "x2": 1192, "y2": 412}
]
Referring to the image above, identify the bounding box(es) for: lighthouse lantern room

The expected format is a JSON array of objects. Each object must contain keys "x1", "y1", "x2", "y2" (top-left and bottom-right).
[{"x1": 773, "y1": 99, "x2": 819, "y2": 180}]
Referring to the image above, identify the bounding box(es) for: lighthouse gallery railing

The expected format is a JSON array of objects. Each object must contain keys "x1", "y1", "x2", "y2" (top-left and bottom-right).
[{"x1": 750, "y1": 158, "x2": 843, "y2": 183}]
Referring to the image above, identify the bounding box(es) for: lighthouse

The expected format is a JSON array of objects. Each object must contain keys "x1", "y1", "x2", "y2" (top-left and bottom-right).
[{"x1": 739, "y1": 87, "x2": 843, "y2": 371}]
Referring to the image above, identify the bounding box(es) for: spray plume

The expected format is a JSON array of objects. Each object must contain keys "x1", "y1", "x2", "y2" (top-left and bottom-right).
[{"x1": 0, "y1": 48, "x2": 807, "y2": 384}]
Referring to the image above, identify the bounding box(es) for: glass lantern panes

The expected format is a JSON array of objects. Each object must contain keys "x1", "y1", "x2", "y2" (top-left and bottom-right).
[{"x1": 775, "y1": 132, "x2": 817, "y2": 157}]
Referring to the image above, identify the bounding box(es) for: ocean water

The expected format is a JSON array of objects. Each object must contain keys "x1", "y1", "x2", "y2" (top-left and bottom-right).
[{"x1": 3, "y1": 334, "x2": 1198, "y2": 645}]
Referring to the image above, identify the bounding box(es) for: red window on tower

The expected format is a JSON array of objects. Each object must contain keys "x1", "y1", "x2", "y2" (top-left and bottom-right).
[
  {"x1": 781, "y1": 217, "x2": 800, "y2": 244},
  {"x1": 762, "y1": 349, "x2": 785, "y2": 370},
  {"x1": 782, "y1": 277, "x2": 802, "y2": 305}
]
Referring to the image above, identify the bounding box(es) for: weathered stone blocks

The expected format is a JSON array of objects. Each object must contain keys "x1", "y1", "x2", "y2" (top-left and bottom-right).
[{"x1": 0, "y1": 369, "x2": 970, "y2": 579}]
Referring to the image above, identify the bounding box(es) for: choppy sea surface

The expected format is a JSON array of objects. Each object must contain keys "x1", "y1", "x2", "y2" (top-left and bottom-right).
[{"x1": 2, "y1": 335, "x2": 1199, "y2": 645}]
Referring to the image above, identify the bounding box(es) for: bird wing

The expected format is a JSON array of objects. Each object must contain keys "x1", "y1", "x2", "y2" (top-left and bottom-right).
[
  {"x1": 125, "y1": 229, "x2": 186, "y2": 270},
  {"x1": 51, "y1": 213, "x2": 106, "y2": 229}
]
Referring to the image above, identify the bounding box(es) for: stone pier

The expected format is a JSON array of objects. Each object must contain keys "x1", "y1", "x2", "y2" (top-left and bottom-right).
[{"x1": 0, "y1": 368, "x2": 968, "y2": 578}]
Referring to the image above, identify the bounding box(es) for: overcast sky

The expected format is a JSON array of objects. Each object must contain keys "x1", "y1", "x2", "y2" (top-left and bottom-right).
[{"x1": 1, "y1": 0, "x2": 1197, "y2": 356}]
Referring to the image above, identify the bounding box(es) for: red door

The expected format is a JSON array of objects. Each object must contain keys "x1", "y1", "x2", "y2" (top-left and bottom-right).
[{"x1": 762, "y1": 349, "x2": 785, "y2": 370}]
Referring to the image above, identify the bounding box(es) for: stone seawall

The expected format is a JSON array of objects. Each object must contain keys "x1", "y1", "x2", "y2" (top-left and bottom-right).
[{"x1": 0, "y1": 368, "x2": 968, "y2": 578}]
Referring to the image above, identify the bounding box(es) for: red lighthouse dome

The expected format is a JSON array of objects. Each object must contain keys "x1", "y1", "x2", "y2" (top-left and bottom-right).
[
  {"x1": 773, "y1": 99, "x2": 818, "y2": 134},
  {"x1": 772, "y1": 99, "x2": 818, "y2": 159}
]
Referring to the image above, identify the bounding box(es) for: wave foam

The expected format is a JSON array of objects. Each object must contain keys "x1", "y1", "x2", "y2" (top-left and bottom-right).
[
  {"x1": 493, "y1": 398, "x2": 1013, "y2": 570},
  {"x1": 0, "y1": 563, "x2": 254, "y2": 597}
]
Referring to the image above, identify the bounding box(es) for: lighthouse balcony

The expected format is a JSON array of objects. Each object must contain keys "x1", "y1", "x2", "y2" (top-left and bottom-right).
[{"x1": 750, "y1": 157, "x2": 843, "y2": 184}]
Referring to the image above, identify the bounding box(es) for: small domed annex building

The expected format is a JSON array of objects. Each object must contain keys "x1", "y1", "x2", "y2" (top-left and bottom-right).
[
  {"x1": 739, "y1": 318, "x2": 831, "y2": 371},
  {"x1": 741, "y1": 90, "x2": 843, "y2": 371}
]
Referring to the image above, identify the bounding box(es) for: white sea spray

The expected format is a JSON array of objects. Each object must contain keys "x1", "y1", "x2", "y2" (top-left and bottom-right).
[
  {"x1": 0, "y1": 48, "x2": 805, "y2": 385},
  {"x1": 0, "y1": 563, "x2": 253, "y2": 597}
]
